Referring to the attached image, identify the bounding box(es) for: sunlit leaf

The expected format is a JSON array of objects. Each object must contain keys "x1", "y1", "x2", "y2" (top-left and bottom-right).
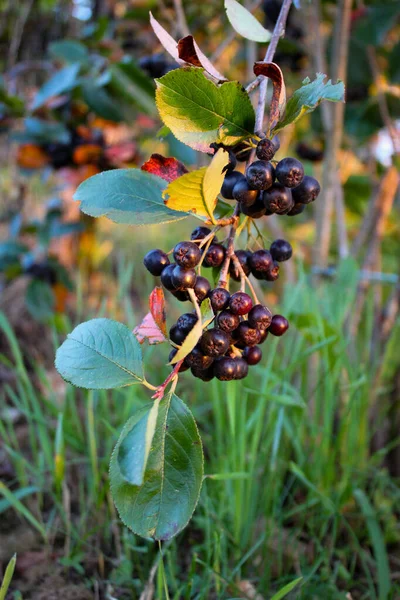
[{"x1": 225, "y1": 0, "x2": 271, "y2": 43}]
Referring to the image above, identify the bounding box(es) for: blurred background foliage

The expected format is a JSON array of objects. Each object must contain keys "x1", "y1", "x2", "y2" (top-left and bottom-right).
[{"x1": 0, "y1": 0, "x2": 399, "y2": 599}]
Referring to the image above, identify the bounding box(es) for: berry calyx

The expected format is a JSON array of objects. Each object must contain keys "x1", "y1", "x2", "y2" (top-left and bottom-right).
[
  {"x1": 221, "y1": 171, "x2": 246, "y2": 199},
  {"x1": 248, "y1": 304, "x2": 272, "y2": 330},
  {"x1": 204, "y1": 243, "x2": 226, "y2": 268},
  {"x1": 214, "y1": 357, "x2": 236, "y2": 381},
  {"x1": 200, "y1": 328, "x2": 231, "y2": 357},
  {"x1": 269, "y1": 315, "x2": 289, "y2": 336},
  {"x1": 256, "y1": 138, "x2": 277, "y2": 161},
  {"x1": 264, "y1": 261, "x2": 280, "y2": 282},
  {"x1": 209, "y1": 287, "x2": 230, "y2": 312},
  {"x1": 143, "y1": 249, "x2": 170, "y2": 276},
  {"x1": 275, "y1": 157, "x2": 304, "y2": 188},
  {"x1": 292, "y1": 175, "x2": 321, "y2": 204},
  {"x1": 232, "y1": 179, "x2": 259, "y2": 207},
  {"x1": 217, "y1": 310, "x2": 240, "y2": 333},
  {"x1": 270, "y1": 239, "x2": 293, "y2": 262},
  {"x1": 173, "y1": 241, "x2": 201, "y2": 268},
  {"x1": 171, "y1": 265, "x2": 197, "y2": 289},
  {"x1": 235, "y1": 322, "x2": 261, "y2": 346},
  {"x1": 229, "y1": 292, "x2": 253, "y2": 315},
  {"x1": 243, "y1": 346, "x2": 262, "y2": 365},
  {"x1": 245, "y1": 160, "x2": 275, "y2": 190},
  {"x1": 263, "y1": 184, "x2": 294, "y2": 214}
]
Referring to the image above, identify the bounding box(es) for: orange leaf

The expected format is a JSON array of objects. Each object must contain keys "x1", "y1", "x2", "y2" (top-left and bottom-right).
[{"x1": 141, "y1": 154, "x2": 188, "y2": 183}]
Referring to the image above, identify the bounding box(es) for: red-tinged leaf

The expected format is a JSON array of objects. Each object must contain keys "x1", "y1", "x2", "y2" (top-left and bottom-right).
[
  {"x1": 149, "y1": 287, "x2": 167, "y2": 336},
  {"x1": 177, "y1": 36, "x2": 227, "y2": 82},
  {"x1": 141, "y1": 153, "x2": 188, "y2": 183},
  {"x1": 149, "y1": 12, "x2": 185, "y2": 64},
  {"x1": 134, "y1": 313, "x2": 167, "y2": 345},
  {"x1": 253, "y1": 62, "x2": 286, "y2": 130}
]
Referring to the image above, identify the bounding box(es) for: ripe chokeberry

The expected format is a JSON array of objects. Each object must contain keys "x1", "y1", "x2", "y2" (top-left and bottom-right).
[
  {"x1": 204, "y1": 243, "x2": 226, "y2": 268},
  {"x1": 191, "y1": 365, "x2": 214, "y2": 381},
  {"x1": 193, "y1": 276, "x2": 211, "y2": 302},
  {"x1": 161, "y1": 264, "x2": 178, "y2": 291},
  {"x1": 190, "y1": 226, "x2": 216, "y2": 244},
  {"x1": 234, "y1": 357, "x2": 249, "y2": 379},
  {"x1": 248, "y1": 304, "x2": 272, "y2": 330},
  {"x1": 263, "y1": 184, "x2": 294, "y2": 214},
  {"x1": 256, "y1": 138, "x2": 277, "y2": 161},
  {"x1": 264, "y1": 262, "x2": 280, "y2": 281},
  {"x1": 270, "y1": 239, "x2": 293, "y2": 262},
  {"x1": 171, "y1": 289, "x2": 190, "y2": 302},
  {"x1": 169, "y1": 324, "x2": 187, "y2": 345},
  {"x1": 217, "y1": 310, "x2": 240, "y2": 333},
  {"x1": 243, "y1": 345, "x2": 262, "y2": 365},
  {"x1": 229, "y1": 250, "x2": 251, "y2": 282},
  {"x1": 245, "y1": 160, "x2": 275, "y2": 190},
  {"x1": 232, "y1": 179, "x2": 259, "y2": 207},
  {"x1": 200, "y1": 328, "x2": 231, "y2": 357},
  {"x1": 269, "y1": 315, "x2": 289, "y2": 336},
  {"x1": 240, "y1": 194, "x2": 266, "y2": 218},
  {"x1": 229, "y1": 292, "x2": 253, "y2": 315},
  {"x1": 176, "y1": 313, "x2": 198, "y2": 334},
  {"x1": 168, "y1": 349, "x2": 190, "y2": 371},
  {"x1": 275, "y1": 157, "x2": 304, "y2": 188},
  {"x1": 214, "y1": 357, "x2": 236, "y2": 381},
  {"x1": 292, "y1": 175, "x2": 321, "y2": 204},
  {"x1": 259, "y1": 328, "x2": 269, "y2": 343},
  {"x1": 236, "y1": 322, "x2": 261, "y2": 346},
  {"x1": 221, "y1": 171, "x2": 245, "y2": 199},
  {"x1": 143, "y1": 249, "x2": 170, "y2": 276},
  {"x1": 248, "y1": 249, "x2": 273, "y2": 279},
  {"x1": 287, "y1": 203, "x2": 305, "y2": 216},
  {"x1": 209, "y1": 287, "x2": 230, "y2": 312},
  {"x1": 185, "y1": 347, "x2": 214, "y2": 370},
  {"x1": 171, "y1": 265, "x2": 197, "y2": 290},
  {"x1": 173, "y1": 241, "x2": 201, "y2": 268}
]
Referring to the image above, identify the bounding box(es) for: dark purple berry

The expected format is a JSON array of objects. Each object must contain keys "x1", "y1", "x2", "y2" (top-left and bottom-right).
[
  {"x1": 292, "y1": 175, "x2": 320, "y2": 204},
  {"x1": 263, "y1": 184, "x2": 294, "y2": 214},
  {"x1": 176, "y1": 313, "x2": 198, "y2": 334},
  {"x1": 209, "y1": 287, "x2": 230, "y2": 312},
  {"x1": 200, "y1": 329, "x2": 231, "y2": 357},
  {"x1": 240, "y1": 194, "x2": 266, "y2": 218},
  {"x1": 256, "y1": 138, "x2": 277, "y2": 161},
  {"x1": 229, "y1": 249, "x2": 251, "y2": 282},
  {"x1": 221, "y1": 171, "x2": 246, "y2": 199},
  {"x1": 233, "y1": 142, "x2": 252, "y2": 162},
  {"x1": 264, "y1": 261, "x2": 280, "y2": 281},
  {"x1": 287, "y1": 203, "x2": 305, "y2": 216},
  {"x1": 185, "y1": 346, "x2": 214, "y2": 370},
  {"x1": 296, "y1": 142, "x2": 323, "y2": 162},
  {"x1": 168, "y1": 349, "x2": 190, "y2": 371},
  {"x1": 217, "y1": 310, "x2": 240, "y2": 333},
  {"x1": 190, "y1": 226, "x2": 217, "y2": 244},
  {"x1": 191, "y1": 365, "x2": 214, "y2": 381},
  {"x1": 248, "y1": 304, "x2": 272, "y2": 330},
  {"x1": 214, "y1": 357, "x2": 236, "y2": 381},
  {"x1": 193, "y1": 276, "x2": 211, "y2": 302},
  {"x1": 229, "y1": 292, "x2": 253, "y2": 316},
  {"x1": 171, "y1": 289, "x2": 190, "y2": 302},
  {"x1": 169, "y1": 324, "x2": 187, "y2": 345},
  {"x1": 204, "y1": 243, "x2": 226, "y2": 268},
  {"x1": 259, "y1": 328, "x2": 269, "y2": 344},
  {"x1": 245, "y1": 160, "x2": 275, "y2": 190},
  {"x1": 236, "y1": 322, "x2": 261, "y2": 346},
  {"x1": 173, "y1": 241, "x2": 201, "y2": 268},
  {"x1": 248, "y1": 250, "x2": 273, "y2": 279},
  {"x1": 161, "y1": 264, "x2": 178, "y2": 291},
  {"x1": 171, "y1": 265, "x2": 197, "y2": 290},
  {"x1": 270, "y1": 239, "x2": 292, "y2": 262},
  {"x1": 143, "y1": 249, "x2": 170, "y2": 276},
  {"x1": 234, "y1": 357, "x2": 249, "y2": 379},
  {"x1": 269, "y1": 315, "x2": 289, "y2": 336},
  {"x1": 232, "y1": 179, "x2": 259, "y2": 207},
  {"x1": 275, "y1": 157, "x2": 304, "y2": 188},
  {"x1": 243, "y1": 346, "x2": 262, "y2": 365}
]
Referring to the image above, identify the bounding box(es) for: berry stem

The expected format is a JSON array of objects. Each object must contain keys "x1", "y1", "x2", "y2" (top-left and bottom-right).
[
  {"x1": 232, "y1": 253, "x2": 259, "y2": 304},
  {"x1": 217, "y1": 203, "x2": 241, "y2": 288}
]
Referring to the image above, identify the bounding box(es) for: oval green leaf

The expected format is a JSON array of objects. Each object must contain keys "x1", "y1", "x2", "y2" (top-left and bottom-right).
[
  {"x1": 31, "y1": 64, "x2": 81, "y2": 110},
  {"x1": 55, "y1": 318, "x2": 144, "y2": 389},
  {"x1": 110, "y1": 392, "x2": 204, "y2": 541}
]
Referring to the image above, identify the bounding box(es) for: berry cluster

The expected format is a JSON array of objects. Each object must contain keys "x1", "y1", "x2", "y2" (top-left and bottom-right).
[
  {"x1": 143, "y1": 226, "x2": 290, "y2": 382},
  {"x1": 222, "y1": 137, "x2": 320, "y2": 218}
]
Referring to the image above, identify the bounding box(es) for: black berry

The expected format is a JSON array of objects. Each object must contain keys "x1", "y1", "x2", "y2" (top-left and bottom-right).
[
  {"x1": 204, "y1": 243, "x2": 226, "y2": 268},
  {"x1": 217, "y1": 310, "x2": 240, "y2": 333},
  {"x1": 229, "y1": 250, "x2": 251, "y2": 282},
  {"x1": 209, "y1": 287, "x2": 230, "y2": 312},
  {"x1": 191, "y1": 365, "x2": 215, "y2": 381},
  {"x1": 234, "y1": 357, "x2": 249, "y2": 380},
  {"x1": 171, "y1": 289, "x2": 190, "y2": 302},
  {"x1": 264, "y1": 261, "x2": 280, "y2": 281},
  {"x1": 161, "y1": 264, "x2": 178, "y2": 291},
  {"x1": 200, "y1": 328, "x2": 231, "y2": 357},
  {"x1": 243, "y1": 346, "x2": 262, "y2": 365},
  {"x1": 240, "y1": 194, "x2": 266, "y2": 219},
  {"x1": 287, "y1": 203, "x2": 305, "y2": 216},
  {"x1": 249, "y1": 249, "x2": 273, "y2": 279},
  {"x1": 185, "y1": 346, "x2": 214, "y2": 370},
  {"x1": 275, "y1": 157, "x2": 304, "y2": 188},
  {"x1": 176, "y1": 313, "x2": 198, "y2": 334},
  {"x1": 191, "y1": 226, "x2": 217, "y2": 244},
  {"x1": 248, "y1": 304, "x2": 272, "y2": 330},
  {"x1": 171, "y1": 265, "x2": 197, "y2": 289},
  {"x1": 263, "y1": 184, "x2": 294, "y2": 214},
  {"x1": 221, "y1": 171, "x2": 245, "y2": 199},
  {"x1": 269, "y1": 315, "x2": 289, "y2": 336},
  {"x1": 169, "y1": 324, "x2": 187, "y2": 345},
  {"x1": 256, "y1": 138, "x2": 277, "y2": 161},
  {"x1": 193, "y1": 276, "x2": 211, "y2": 302},
  {"x1": 236, "y1": 322, "x2": 261, "y2": 346},
  {"x1": 292, "y1": 175, "x2": 320, "y2": 204},
  {"x1": 214, "y1": 357, "x2": 236, "y2": 381},
  {"x1": 143, "y1": 249, "x2": 170, "y2": 276},
  {"x1": 270, "y1": 239, "x2": 292, "y2": 262},
  {"x1": 229, "y1": 292, "x2": 253, "y2": 315},
  {"x1": 173, "y1": 241, "x2": 201, "y2": 268},
  {"x1": 245, "y1": 160, "x2": 275, "y2": 190},
  {"x1": 232, "y1": 179, "x2": 259, "y2": 207},
  {"x1": 168, "y1": 349, "x2": 190, "y2": 371}
]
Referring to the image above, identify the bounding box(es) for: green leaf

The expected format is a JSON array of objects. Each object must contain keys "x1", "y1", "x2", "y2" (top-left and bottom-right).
[
  {"x1": 74, "y1": 168, "x2": 190, "y2": 226},
  {"x1": 225, "y1": 0, "x2": 271, "y2": 43},
  {"x1": 82, "y1": 82, "x2": 124, "y2": 122},
  {"x1": 156, "y1": 67, "x2": 255, "y2": 152},
  {"x1": 55, "y1": 318, "x2": 144, "y2": 389},
  {"x1": 25, "y1": 280, "x2": 55, "y2": 322},
  {"x1": 108, "y1": 58, "x2": 157, "y2": 117},
  {"x1": 14, "y1": 117, "x2": 71, "y2": 145},
  {"x1": 0, "y1": 241, "x2": 27, "y2": 271},
  {"x1": 49, "y1": 40, "x2": 89, "y2": 65},
  {"x1": 273, "y1": 74, "x2": 345, "y2": 134},
  {"x1": 110, "y1": 391, "x2": 203, "y2": 540},
  {"x1": 32, "y1": 64, "x2": 81, "y2": 110},
  {"x1": 169, "y1": 318, "x2": 203, "y2": 365},
  {"x1": 270, "y1": 577, "x2": 303, "y2": 600}
]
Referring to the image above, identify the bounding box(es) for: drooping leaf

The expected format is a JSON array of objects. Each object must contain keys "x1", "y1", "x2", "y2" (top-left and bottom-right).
[
  {"x1": 49, "y1": 40, "x2": 89, "y2": 65},
  {"x1": 177, "y1": 36, "x2": 227, "y2": 81},
  {"x1": 55, "y1": 318, "x2": 144, "y2": 389},
  {"x1": 164, "y1": 148, "x2": 229, "y2": 220},
  {"x1": 25, "y1": 279, "x2": 55, "y2": 322},
  {"x1": 110, "y1": 391, "x2": 203, "y2": 540},
  {"x1": 272, "y1": 74, "x2": 345, "y2": 134},
  {"x1": 31, "y1": 64, "x2": 81, "y2": 110},
  {"x1": 149, "y1": 287, "x2": 167, "y2": 336},
  {"x1": 82, "y1": 82, "x2": 124, "y2": 122},
  {"x1": 141, "y1": 153, "x2": 188, "y2": 183},
  {"x1": 253, "y1": 62, "x2": 286, "y2": 130},
  {"x1": 74, "y1": 168, "x2": 191, "y2": 226},
  {"x1": 134, "y1": 287, "x2": 168, "y2": 345},
  {"x1": 225, "y1": 0, "x2": 271, "y2": 43},
  {"x1": 149, "y1": 12, "x2": 183, "y2": 64},
  {"x1": 118, "y1": 398, "x2": 160, "y2": 485},
  {"x1": 155, "y1": 67, "x2": 255, "y2": 152}
]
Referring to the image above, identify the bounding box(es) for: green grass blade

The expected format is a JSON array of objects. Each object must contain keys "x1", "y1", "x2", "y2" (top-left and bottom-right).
[
  {"x1": 0, "y1": 483, "x2": 46, "y2": 540},
  {"x1": 0, "y1": 553, "x2": 17, "y2": 600},
  {"x1": 270, "y1": 576, "x2": 303, "y2": 600}
]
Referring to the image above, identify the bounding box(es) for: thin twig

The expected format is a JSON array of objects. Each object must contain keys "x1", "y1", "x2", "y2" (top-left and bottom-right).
[{"x1": 173, "y1": 0, "x2": 190, "y2": 37}]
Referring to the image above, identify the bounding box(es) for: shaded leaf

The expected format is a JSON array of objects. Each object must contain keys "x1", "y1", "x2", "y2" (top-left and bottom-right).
[
  {"x1": 110, "y1": 391, "x2": 203, "y2": 540},
  {"x1": 177, "y1": 36, "x2": 227, "y2": 81},
  {"x1": 82, "y1": 82, "x2": 124, "y2": 122},
  {"x1": 108, "y1": 58, "x2": 157, "y2": 117},
  {"x1": 156, "y1": 67, "x2": 255, "y2": 152},
  {"x1": 253, "y1": 62, "x2": 286, "y2": 130},
  {"x1": 14, "y1": 118, "x2": 71, "y2": 145},
  {"x1": 141, "y1": 153, "x2": 188, "y2": 183},
  {"x1": 25, "y1": 280, "x2": 54, "y2": 322},
  {"x1": 225, "y1": 0, "x2": 271, "y2": 43},
  {"x1": 55, "y1": 318, "x2": 144, "y2": 389},
  {"x1": 273, "y1": 74, "x2": 345, "y2": 134},
  {"x1": 31, "y1": 64, "x2": 81, "y2": 110},
  {"x1": 49, "y1": 40, "x2": 89, "y2": 64},
  {"x1": 74, "y1": 168, "x2": 190, "y2": 226}
]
